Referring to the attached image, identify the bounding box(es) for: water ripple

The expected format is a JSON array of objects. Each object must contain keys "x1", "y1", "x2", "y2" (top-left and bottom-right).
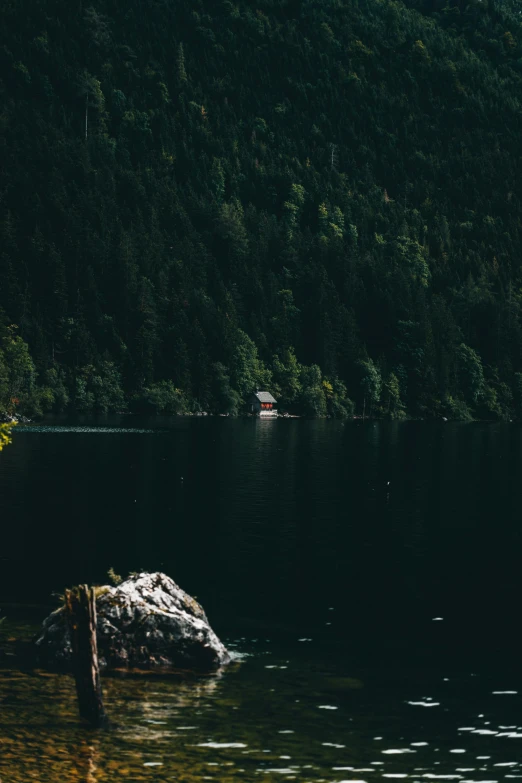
[{"x1": 18, "y1": 425, "x2": 158, "y2": 433}]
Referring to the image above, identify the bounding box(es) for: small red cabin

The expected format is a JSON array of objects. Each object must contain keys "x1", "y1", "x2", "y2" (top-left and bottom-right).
[{"x1": 250, "y1": 391, "x2": 278, "y2": 417}]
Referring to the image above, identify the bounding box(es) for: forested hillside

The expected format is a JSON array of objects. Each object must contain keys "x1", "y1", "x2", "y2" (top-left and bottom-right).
[{"x1": 2, "y1": 0, "x2": 522, "y2": 418}]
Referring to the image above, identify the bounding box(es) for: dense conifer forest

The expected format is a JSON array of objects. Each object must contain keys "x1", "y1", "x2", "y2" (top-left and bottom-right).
[{"x1": 2, "y1": 0, "x2": 522, "y2": 418}]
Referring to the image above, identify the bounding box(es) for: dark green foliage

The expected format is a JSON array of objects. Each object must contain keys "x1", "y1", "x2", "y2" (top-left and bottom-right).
[
  {"x1": 325, "y1": 377, "x2": 355, "y2": 420},
  {"x1": 211, "y1": 362, "x2": 241, "y2": 416},
  {"x1": 456, "y1": 343, "x2": 486, "y2": 407},
  {"x1": 358, "y1": 359, "x2": 382, "y2": 416},
  {"x1": 272, "y1": 348, "x2": 302, "y2": 408},
  {"x1": 382, "y1": 373, "x2": 406, "y2": 420},
  {"x1": 0, "y1": 323, "x2": 39, "y2": 415},
  {"x1": 135, "y1": 380, "x2": 190, "y2": 415},
  {"x1": 3, "y1": 0, "x2": 522, "y2": 418},
  {"x1": 300, "y1": 365, "x2": 328, "y2": 418},
  {"x1": 107, "y1": 567, "x2": 122, "y2": 586},
  {"x1": 74, "y1": 362, "x2": 125, "y2": 413}
]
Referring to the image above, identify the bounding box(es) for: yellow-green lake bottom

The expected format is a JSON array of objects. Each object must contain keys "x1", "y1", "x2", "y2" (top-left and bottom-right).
[{"x1": 1, "y1": 617, "x2": 522, "y2": 783}]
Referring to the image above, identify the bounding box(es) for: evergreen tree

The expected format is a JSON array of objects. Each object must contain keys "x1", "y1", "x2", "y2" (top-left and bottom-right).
[{"x1": 2, "y1": 0, "x2": 522, "y2": 419}]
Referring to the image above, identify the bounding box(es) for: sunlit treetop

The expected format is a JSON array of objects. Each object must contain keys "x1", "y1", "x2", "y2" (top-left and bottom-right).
[{"x1": 0, "y1": 422, "x2": 15, "y2": 452}]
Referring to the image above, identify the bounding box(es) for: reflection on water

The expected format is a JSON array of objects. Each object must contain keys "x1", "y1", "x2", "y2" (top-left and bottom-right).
[
  {"x1": 3, "y1": 417, "x2": 522, "y2": 656},
  {"x1": 1, "y1": 628, "x2": 522, "y2": 782},
  {"x1": 3, "y1": 418, "x2": 522, "y2": 779}
]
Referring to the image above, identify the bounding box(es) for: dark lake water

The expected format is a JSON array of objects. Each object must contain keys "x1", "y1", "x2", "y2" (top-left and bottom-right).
[{"x1": 1, "y1": 418, "x2": 522, "y2": 782}]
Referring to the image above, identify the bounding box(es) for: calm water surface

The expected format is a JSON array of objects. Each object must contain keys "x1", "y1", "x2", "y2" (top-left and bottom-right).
[{"x1": 1, "y1": 418, "x2": 521, "y2": 782}]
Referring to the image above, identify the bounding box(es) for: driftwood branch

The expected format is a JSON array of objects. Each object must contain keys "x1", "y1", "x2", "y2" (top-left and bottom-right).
[{"x1": 65, "y1": 585, "x2": 108, "y2": 728}]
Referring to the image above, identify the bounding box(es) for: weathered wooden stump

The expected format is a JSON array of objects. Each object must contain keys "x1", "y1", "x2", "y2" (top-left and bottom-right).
[{"x1": 65, "y1": 585, "x2": 108, "y2": 728}]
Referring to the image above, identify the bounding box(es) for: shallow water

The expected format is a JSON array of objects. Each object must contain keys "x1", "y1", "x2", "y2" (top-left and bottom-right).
[
  {"x1": 1, "y1": 630, "x2": 522, "y2": 783},
  {"x1": 1, "y1": 418, "x2": 522, "y2": 781}
]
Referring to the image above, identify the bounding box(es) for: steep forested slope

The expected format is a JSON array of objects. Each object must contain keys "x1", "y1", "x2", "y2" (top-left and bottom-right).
[{"x1": 2, "y1": 0, "x2": 522, "y2": 418}]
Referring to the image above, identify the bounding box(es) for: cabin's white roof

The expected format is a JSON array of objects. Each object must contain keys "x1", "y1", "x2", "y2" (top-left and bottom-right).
[{"x1": 253, "y1": 391, "x2": 277, "y2": 403}]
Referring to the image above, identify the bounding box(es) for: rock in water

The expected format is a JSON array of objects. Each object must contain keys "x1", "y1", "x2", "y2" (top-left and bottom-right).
[{"x1": 36, "y1": 572, "x2": 230, "y2": 670}]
